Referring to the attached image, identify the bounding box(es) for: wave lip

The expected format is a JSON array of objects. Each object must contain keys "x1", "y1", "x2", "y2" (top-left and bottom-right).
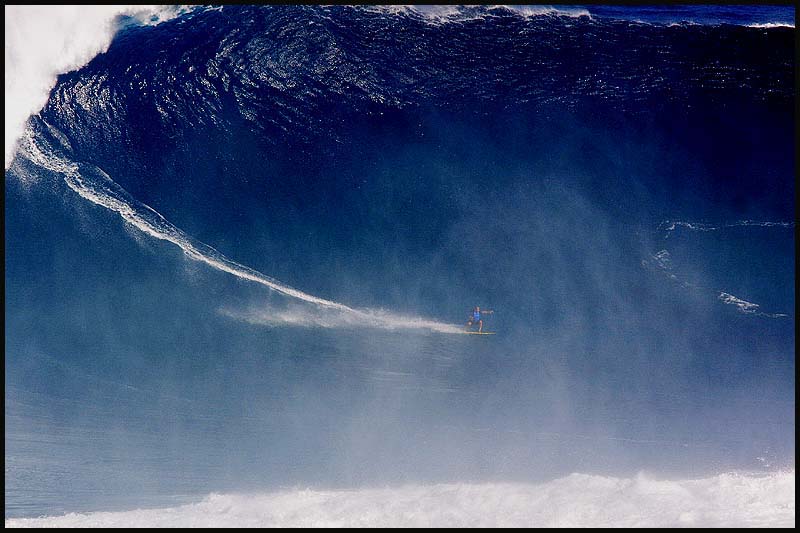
[
  {"x1": 5, "y1": 470, "x2": 794, "y2": 528},
  {"x1": 4, "y1": 5, "x2": 194, "y2": 169}
]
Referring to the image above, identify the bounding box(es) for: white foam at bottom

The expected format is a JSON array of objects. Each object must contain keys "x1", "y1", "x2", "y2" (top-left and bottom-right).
[{"x1": 5, "y1": 470, "x2": 793, "y2": 528}]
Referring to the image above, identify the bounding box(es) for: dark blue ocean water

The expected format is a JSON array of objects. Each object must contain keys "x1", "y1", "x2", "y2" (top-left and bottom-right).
[
  {"x1": 583, "y1": 5, "x2": 794, "y2": 26},
  {"x1": 5, "y1": 5, "x2": 795, "y2": 518}
]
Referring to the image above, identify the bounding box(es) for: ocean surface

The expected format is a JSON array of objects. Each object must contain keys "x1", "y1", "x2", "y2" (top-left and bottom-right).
[{"x1": 4, "y1": 5, "x2": 795, "y2": 526}]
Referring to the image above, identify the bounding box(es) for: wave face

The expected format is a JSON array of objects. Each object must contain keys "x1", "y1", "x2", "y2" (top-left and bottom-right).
[
  {"x1": 5, "y1": 5, "x2": 795, "y2": 522},
  {"x1": 576, "y1": 5, "x2": 795, "y2": 26}
]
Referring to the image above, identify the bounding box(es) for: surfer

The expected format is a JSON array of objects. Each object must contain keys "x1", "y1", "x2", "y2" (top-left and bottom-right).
[{"x1": 466, "y1": 306, "x2": 493, "y2": 332}]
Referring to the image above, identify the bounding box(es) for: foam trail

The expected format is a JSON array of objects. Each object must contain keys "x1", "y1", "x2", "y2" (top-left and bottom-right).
[
  {"x1": 718, "y1": 292, "x2": 788, "y2": 319},
  {"x1": 659, "y1": 220, "x2": 794, "y2": 239},
  {"x1": 5, "y1": 471, "x2": 794, "y2": 528},
  {"x1": 643, "y1": 249, "x2": 791, "y2": 319},
  {"x1": 220, "y1": 305, "x2": 464, "y2": 333},
  {"x1": 19, "y1": 129, "x2": 462, "y2": 334}
]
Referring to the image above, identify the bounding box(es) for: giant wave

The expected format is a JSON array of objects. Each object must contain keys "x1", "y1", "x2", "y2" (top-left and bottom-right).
[{"x1": 5, "y1": 5, "x2": 795, "y2": 523}]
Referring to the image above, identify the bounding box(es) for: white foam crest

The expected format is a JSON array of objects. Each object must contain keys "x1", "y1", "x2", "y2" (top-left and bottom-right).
[
  {"x1": 5, "y1": 470, "x2": 794, "y2": 528},
  {"x1": 718, "y1": 292, "x2": 788, "y2": 318},
  {"x1": 19, "y1": 130, "x2": 461, "y2": 334},
  {"x1": 358, "y1": 5, "x2": 492, "y2": 25},
  {"x1": 497, "y1": 5, "x2": 593, "y2": 19},
  {"x1": 718, "y1": 292, "x2": 760, "y2": 313},
  {"x1": 4, "y1": 5, "x2": 194, "y2": 169},
  {"x1": 357, "y1": 5, "x2": 591, "y2": 23},
  {"x1": 746, "y1": 22, "x2": 794, "y2": 29}
]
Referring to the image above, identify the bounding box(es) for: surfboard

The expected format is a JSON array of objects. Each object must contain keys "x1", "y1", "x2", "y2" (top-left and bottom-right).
[{"x1": 464, "y1": 331, "x2": 495, "y2": 335}]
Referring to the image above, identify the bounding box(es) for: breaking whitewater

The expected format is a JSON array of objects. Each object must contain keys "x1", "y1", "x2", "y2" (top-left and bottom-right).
[{"x1": 6, "y1": 471, "x2": 795, "y2": 528}]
